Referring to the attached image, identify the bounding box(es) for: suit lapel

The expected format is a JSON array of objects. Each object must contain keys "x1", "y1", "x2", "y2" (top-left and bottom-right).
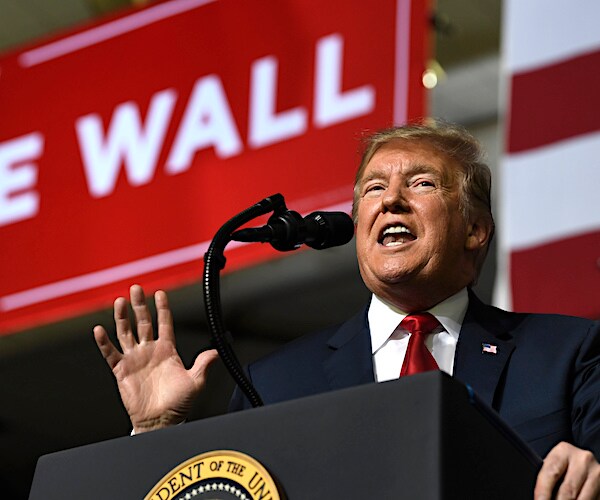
[
  {"x1": 453, "y1": 291, "x2": 516, "y2": 408},
  {"x1": 323, "y1": 307, "x2": 375, "y2": 391},
  {"x1": 321, "y1": 294, "x2": 519, "y2": 407}
]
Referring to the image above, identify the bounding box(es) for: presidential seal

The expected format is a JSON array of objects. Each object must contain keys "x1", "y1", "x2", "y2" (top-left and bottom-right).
[{"x1": 145, "y1": 450, "x2": 282, "y2": 500}]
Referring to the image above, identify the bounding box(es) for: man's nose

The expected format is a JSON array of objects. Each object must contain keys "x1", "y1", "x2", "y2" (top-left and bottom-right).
[{"x1": 381, "y1": 185, "x2": 409, "y2": 213}]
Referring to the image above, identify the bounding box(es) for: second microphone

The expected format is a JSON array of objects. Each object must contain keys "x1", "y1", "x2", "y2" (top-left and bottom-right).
[{"x1": 231, "y1": 210, "x2": 355, "y2": 251}]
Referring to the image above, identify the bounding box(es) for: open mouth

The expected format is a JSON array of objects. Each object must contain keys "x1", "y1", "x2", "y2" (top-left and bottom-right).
[{"x1": 379, "y1": 224, "x2": 416, "y2": 247}]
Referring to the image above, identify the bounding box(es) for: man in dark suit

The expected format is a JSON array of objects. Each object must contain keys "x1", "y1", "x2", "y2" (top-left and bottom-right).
[
  {"x1": 94, "y1": 122, "x2": 600, "y2": 499},
  {"x1": 228, "y1": 291, "x2": 600, "y2": 462}
]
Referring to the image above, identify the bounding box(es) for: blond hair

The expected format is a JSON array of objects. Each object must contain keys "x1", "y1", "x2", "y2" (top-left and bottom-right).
[{"x1": 353, "y1": 120, "x2": 495, "y2": 278}]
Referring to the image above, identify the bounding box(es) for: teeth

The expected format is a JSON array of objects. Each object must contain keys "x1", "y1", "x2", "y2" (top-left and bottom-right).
[
  {"x1": 380, "y1": 224, "x2": 415, "y2": 247},
  {"x1": 383, "y1": 225, "x2": 412, "y2": 236}
]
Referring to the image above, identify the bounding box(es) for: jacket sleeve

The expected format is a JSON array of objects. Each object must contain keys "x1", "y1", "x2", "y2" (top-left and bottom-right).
[{"x1": 571, "y1": 320, "x2": 600, "y2": 459}]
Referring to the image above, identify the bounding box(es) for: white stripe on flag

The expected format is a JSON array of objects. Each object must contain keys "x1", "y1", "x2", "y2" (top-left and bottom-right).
[
  {"x1": 503, "y1": 0, "x2": 600, "y2": 73},
  {"x1": 500, "y1": 131, "x2": 600, "y2": 251}
]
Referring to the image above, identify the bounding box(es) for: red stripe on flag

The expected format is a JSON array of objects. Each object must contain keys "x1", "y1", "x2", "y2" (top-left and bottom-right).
[
  {"x1": 507, "y1": 48, "x2": 600, "y2": 153},
  {"x1": 510, "y1": 230, "x2": 600, "y2": 319}
]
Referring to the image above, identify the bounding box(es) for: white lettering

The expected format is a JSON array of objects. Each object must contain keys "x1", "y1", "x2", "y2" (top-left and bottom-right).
[
  {"x1": 248, "y1": 56, "x2": 307, "y2": 148},
  {"x1": 0, "y1": 133, "x2": 44, "y2": 226},
  {"x1": 166, "y1": 75, "x2": 242, "y2": 174},
  {"x1": 76, "y1": 88, "x2": 176, "y2": 198},
  {"x1": 314, "y1": 34, "x2": 375, "y2": 128}
]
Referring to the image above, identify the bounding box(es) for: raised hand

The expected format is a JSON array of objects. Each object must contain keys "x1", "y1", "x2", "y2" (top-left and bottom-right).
[{"x1": 93, "y1": 285, "x2": 219, "y2": 433}]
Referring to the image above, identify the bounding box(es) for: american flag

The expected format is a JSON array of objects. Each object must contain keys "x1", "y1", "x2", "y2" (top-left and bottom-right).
[
  {"x1": 482, "y1": 343, "x2": 498, "y2": 355},
  {"x1": 495, "y1": 0, "x2": 600, "y2": 319}
]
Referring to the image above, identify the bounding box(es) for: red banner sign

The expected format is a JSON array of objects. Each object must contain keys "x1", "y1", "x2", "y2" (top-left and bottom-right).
[{"x1": 0, "y1": 0, "x2": 427, "y2": 334}]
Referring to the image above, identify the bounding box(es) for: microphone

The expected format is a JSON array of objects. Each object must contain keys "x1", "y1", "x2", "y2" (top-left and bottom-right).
[{"x1": 231, "y1": 210, "x2": 355, "y2": 251}]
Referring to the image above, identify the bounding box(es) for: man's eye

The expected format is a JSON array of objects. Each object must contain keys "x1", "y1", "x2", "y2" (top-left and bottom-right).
[
  {"x1": 414, "y1": 180, "x2": 435, "y2": 188},
  {"x1": 365, "y1": 184, "x2": 384, "y2": 194}
]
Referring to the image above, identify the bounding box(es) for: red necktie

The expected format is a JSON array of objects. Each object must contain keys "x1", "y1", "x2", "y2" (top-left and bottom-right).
[{"x1": 399, "y1": 313, "x2": 440, "y2": 376}]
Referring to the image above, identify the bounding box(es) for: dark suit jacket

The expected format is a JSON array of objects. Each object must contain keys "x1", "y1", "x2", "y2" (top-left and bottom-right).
[{"x1": 229, "y1": 291, "x2": 600, "y2": 459}]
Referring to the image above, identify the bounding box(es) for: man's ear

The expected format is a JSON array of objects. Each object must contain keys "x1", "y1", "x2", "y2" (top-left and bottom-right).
[{"x1": 465, "y1": 215, "x2": 493, "y2": 252}]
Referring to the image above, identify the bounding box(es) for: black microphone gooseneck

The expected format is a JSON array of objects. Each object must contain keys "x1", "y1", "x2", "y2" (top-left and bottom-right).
[
  {"x1": 204, "y1": 194, "x2": 286, "y2": 408},
  {"x1": 203, "y1": 193, "x2": 354, "y2": 408}
]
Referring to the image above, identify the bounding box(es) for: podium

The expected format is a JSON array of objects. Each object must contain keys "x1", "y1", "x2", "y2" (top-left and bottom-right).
[{"x1": 29, "y1": 372, "x2": 541, "y2": 499}]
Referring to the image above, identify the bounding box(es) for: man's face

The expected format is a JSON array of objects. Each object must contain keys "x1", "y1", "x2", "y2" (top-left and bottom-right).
[{"x1": 355, "y1": 139, "x2": 476, "y2": 310}]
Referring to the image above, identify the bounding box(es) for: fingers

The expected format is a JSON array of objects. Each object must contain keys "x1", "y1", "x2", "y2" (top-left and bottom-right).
[
  {"x1": 190, "y1": 349, "x2": 219, "y2": 386},
  {"x1": 535, "y1": 442, "x2": 600, "y2": 500},
  {"x1": 104, "y1": 285, "x2": 164, "y2": 350},
  {"x1": 578, "y1": 464, "x2": 600, "y2": 499},
  {"x1": 535, "y1": 443, "x2": 570, "y2": 500},
  {"x1": 155, "y1": 290, "x2": 175, "y2": 344},
  {"x1": 93, "y1": 325, "x2": 123, "y2": 369},
  {"x1": 557, "y1": 449, "x2": 600, "y2": 500},
  {"x1": 114, "y1": 295, "x2": 137, "y2": 351},
  {"x1": 130, "y1": 284, "x2": 154, "y2": 343}
]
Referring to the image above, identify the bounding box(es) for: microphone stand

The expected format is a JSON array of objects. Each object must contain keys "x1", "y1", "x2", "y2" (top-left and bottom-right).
[{"x1": 203, "y1": 193, "x2": 287, "y2": 408}]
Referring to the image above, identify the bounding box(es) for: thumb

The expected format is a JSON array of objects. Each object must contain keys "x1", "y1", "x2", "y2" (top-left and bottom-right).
[{"x1": 190, "y1": 348, "x2": 219, "y2": 386}]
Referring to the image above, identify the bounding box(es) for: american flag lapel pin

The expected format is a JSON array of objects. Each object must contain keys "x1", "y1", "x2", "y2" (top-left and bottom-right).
[{"x1": 481, "y1": 342, "x2": 498, "y2": 355}]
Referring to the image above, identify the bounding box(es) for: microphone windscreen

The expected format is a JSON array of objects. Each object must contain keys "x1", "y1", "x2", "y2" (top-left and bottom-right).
[{"x1": 305, "y1": 211, "x2": 355, "y2": 249}]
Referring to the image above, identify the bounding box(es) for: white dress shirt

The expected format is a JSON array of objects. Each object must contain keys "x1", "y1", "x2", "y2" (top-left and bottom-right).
[{"x1": 370, "y1": 288, "x2": 469, "y2": 382}]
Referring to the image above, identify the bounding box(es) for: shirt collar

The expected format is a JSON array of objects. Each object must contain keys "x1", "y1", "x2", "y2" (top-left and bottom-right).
[{"x1": 369, "y1": 288, "x2": 469, "y2": 354}]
